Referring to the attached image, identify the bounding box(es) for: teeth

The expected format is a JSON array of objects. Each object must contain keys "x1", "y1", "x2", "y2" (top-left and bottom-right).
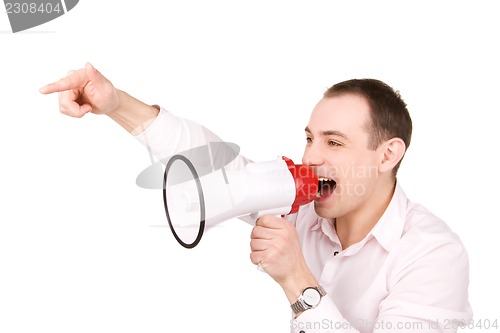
[{"x1": 318, "y1": 177, "x2": 333, "y2": 181}]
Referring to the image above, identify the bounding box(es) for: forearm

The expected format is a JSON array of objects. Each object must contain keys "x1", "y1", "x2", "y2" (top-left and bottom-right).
[{"x1": 107, "y1": 90, "x2": 159, "y2": 134}]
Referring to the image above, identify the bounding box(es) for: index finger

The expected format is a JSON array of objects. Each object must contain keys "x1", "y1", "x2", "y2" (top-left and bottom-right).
[{"x1": 39, "y1": 68, "x2": 87, "y2": 94}]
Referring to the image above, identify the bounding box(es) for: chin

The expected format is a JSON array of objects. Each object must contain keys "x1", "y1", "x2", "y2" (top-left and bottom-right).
[{"x1": 313, "y1": 202, "x2": 338, "y2": 219}]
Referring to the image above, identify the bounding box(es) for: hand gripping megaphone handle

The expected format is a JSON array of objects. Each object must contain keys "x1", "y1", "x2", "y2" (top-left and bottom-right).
[{"x1": 252, "y1": 206, "x2": 288, "y2": 273}]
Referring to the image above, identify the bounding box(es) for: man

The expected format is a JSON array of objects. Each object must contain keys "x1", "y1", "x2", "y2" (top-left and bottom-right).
[{"x1": 40, "y1": 63, "x2": 472, "y2": 332}]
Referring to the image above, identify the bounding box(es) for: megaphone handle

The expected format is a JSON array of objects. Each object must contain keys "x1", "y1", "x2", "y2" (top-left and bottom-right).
[{"x1": 252, "y1": 208, "x2": 291, "y2": 273}]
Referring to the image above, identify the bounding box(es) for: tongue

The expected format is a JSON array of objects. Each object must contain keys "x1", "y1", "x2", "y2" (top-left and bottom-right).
[{"x1": 319, "y1": 180, "x2": 336, "y2": 197}]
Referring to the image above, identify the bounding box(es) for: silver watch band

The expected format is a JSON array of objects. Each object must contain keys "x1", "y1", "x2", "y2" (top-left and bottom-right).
[
  {"x1": 291, "y1": 299, "x2": 307, "y2": 314},
  {"x1": 317, "y1": 285, "x2": 327, "y2": 297}
]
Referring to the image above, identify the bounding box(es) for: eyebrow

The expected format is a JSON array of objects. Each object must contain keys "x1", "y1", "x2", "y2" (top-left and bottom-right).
[{"x1": 304, "y1": 126, "x2": 351, "y2": 142}]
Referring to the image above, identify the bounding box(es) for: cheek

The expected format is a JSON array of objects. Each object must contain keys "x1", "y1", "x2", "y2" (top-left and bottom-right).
[
  {"x1": 354, "y1": 161, "x2": 380, "y2": 181},
  {"x1": 336, "y1": 154, "x2": 379, "y2": 183}
]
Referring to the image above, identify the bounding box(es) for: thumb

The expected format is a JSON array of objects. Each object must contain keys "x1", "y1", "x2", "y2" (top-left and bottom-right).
[{"x1": 85, "y1": 62, "x2": 103, "y2": 85}]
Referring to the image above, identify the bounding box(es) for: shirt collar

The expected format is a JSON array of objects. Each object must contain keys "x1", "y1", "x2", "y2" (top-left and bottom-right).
[
  {"x1": 309, "y1": 215, "x2": 340, "y2": 245},
  {"x1": 367, "y1": 182, "x2": 408, "y2": 252},
  {"x1": 309, "y1": 181, "x2": 408, "y2": 253}
]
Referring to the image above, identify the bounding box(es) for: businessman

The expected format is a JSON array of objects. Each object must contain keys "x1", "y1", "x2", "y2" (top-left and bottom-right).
[{"x1": 40, "y1": 63, "x2": 472, "y2": 332}]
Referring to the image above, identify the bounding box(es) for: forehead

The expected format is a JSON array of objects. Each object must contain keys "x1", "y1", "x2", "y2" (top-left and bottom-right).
[{"x1": 307, "y1": 94, "x2": 371, "y2": 136}]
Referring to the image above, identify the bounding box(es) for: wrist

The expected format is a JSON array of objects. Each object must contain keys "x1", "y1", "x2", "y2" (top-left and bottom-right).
[
  {"x1": 106, "y1": 89, "x2": 125, "y2": 117},
  {"x1": 107, "y1": 90, "x2": 159, "y2": 133},
  {"x1": 281, "y1": 274, "x2": 319, "y2": 305}
]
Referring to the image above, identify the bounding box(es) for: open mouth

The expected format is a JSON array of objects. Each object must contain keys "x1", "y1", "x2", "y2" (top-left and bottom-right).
[{"x1": 316, "y1": 177, "x2": 337, "y2": 199}]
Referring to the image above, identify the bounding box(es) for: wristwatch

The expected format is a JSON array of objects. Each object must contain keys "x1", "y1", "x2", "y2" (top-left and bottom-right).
[{"x1": 290, "y1": 286, "x2": 327, "y2": 315}]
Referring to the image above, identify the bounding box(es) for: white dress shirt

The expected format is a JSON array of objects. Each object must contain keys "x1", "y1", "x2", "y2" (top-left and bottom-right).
[{"x1": 135, "y1": 107, "x2": 472, "y2": 333}]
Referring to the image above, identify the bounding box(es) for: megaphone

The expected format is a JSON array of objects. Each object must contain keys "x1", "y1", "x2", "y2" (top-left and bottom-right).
[{"x1": 163, "y1": 155, "x2": 318, "y2": 248}]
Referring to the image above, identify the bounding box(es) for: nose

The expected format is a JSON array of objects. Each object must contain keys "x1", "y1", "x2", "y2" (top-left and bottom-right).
[{"x1": 302, "y1": 142, "x2": 323, "y2": 167}]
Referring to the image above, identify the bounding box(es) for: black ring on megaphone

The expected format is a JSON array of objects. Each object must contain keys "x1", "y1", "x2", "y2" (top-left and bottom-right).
[{"x1": 163, "y1": 155, "x2": 206, "y2": 249}]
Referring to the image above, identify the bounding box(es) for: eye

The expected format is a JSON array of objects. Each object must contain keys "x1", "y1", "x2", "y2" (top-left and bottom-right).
[
  {"x1": 328, "y1": 140, "x2": 341, "y2": 147},
  {"x1": 306, "y1": 137, "x2": 313, "y2": 144}
]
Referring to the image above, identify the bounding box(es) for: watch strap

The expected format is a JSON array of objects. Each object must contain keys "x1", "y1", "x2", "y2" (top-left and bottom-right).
[
  {"x1": 291, "y1": 298, "x2": 307, "y2": 314},
  {"x1": 317, "y1": 285, "x2": 327, "y2": 297}
]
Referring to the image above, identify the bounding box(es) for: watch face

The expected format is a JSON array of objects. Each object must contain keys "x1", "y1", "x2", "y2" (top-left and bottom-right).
[{"x1": 302, "y1": 288, "x2": 321, "y2": 307}]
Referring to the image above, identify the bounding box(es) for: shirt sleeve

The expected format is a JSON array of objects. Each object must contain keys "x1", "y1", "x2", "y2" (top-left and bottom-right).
[
  {"x1": 133, "y1": 106, "x2": 250, "y2": 171},
  {"x1": 291, "y1": 237, "x2": 472, "y2": 333}
]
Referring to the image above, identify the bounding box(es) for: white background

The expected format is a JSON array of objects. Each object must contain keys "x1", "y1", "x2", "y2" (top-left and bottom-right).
[{"x1": 1, "y1": 1, "x2": 499, "y2": 332}]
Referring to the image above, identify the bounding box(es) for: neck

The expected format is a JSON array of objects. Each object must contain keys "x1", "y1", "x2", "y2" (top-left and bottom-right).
[{"x1": 335, "y1": 179, "x2": 396, "y2": 249}]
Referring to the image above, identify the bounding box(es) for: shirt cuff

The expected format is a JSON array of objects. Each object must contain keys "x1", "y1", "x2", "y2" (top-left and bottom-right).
[{"x1": 290, "y1": 297, "x2": 358, "y2": 333}]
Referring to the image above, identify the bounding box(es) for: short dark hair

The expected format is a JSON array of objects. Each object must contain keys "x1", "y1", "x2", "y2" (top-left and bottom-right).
[{"x1": 324, "y1": 79, "x2": 412, "y2": 175}]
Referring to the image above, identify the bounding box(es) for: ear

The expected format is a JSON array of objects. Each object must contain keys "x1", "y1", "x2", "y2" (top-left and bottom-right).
[{"x1": 378, "y1": 138, "x2": 406, "y2": 174}]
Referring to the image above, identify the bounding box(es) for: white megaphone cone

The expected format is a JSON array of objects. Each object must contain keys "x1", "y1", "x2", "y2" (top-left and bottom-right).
[{"x1": 163, "y1": 156, "x2": 318, "y2": 248}]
